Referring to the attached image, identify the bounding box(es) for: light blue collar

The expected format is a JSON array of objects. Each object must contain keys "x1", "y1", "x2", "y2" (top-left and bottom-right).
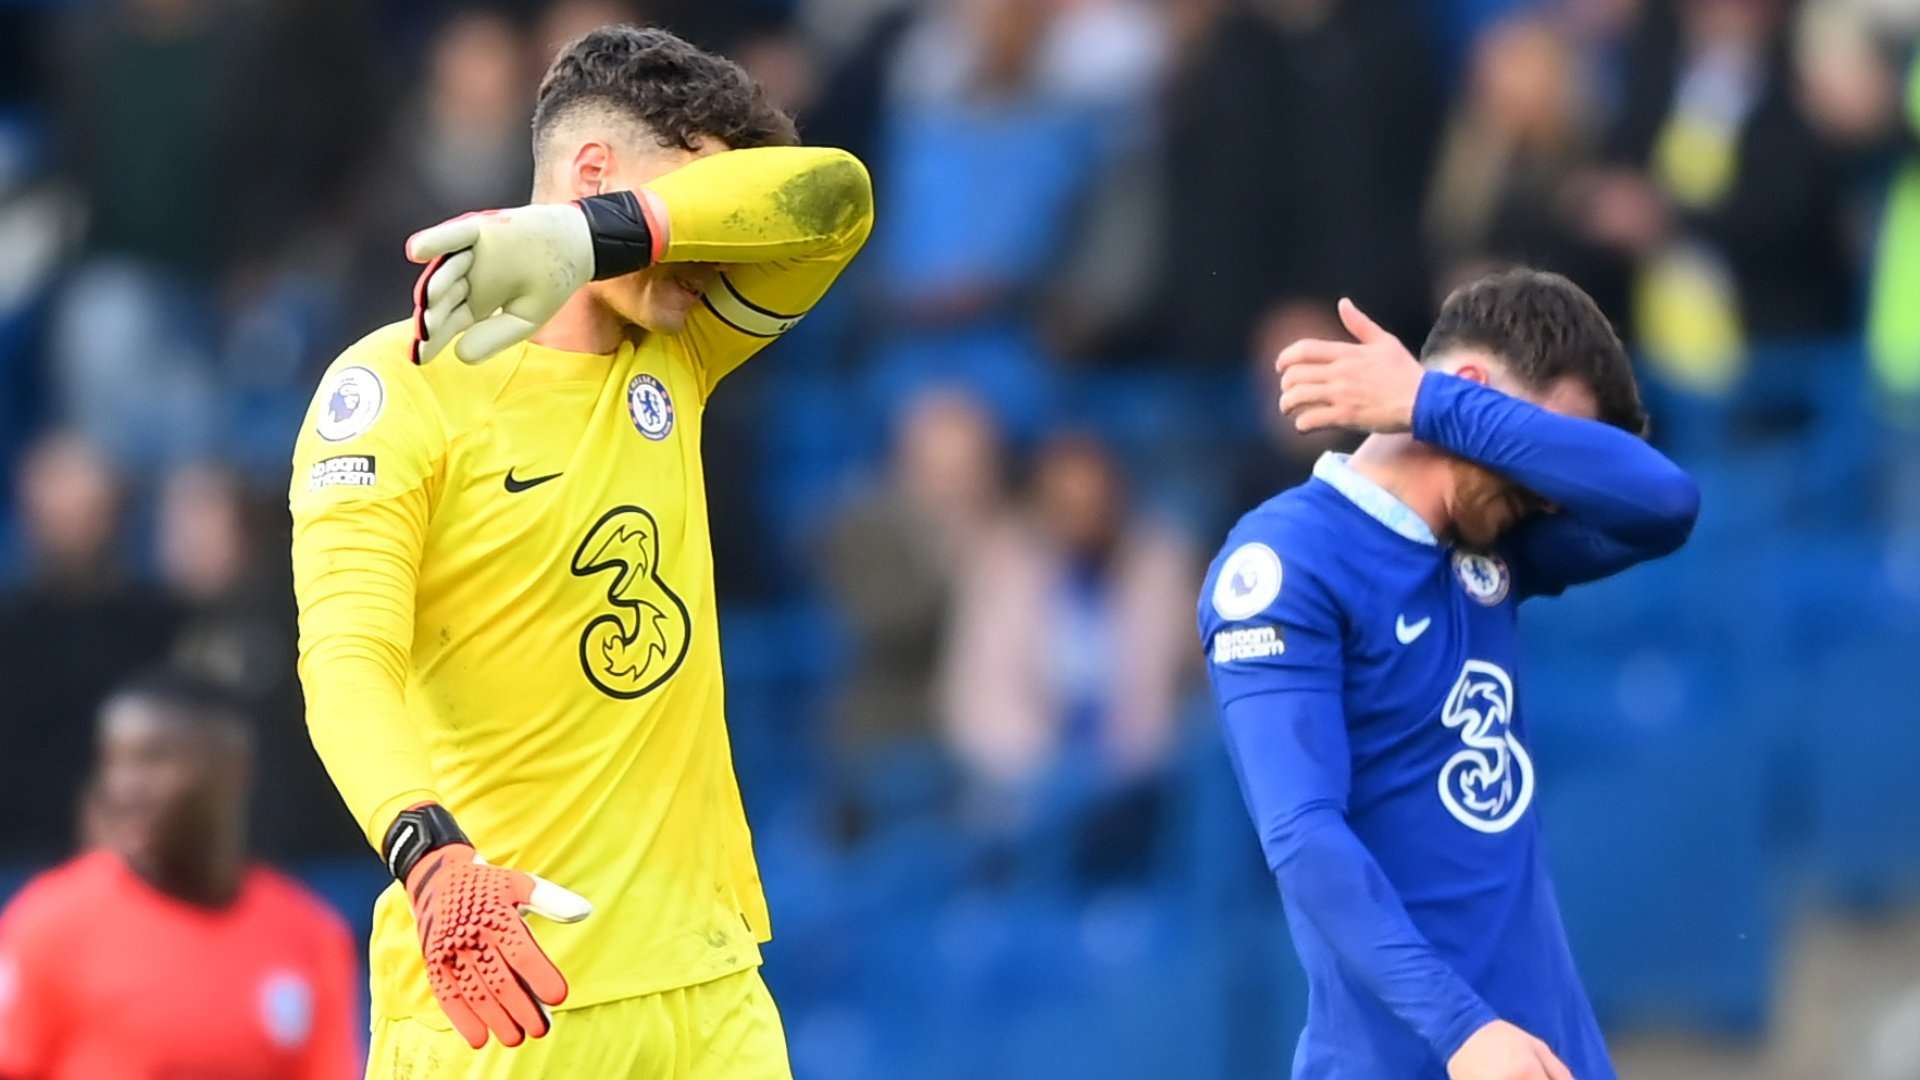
[{"x1": 1311, "y1": 452, "x2": 1439, "y2": 546}]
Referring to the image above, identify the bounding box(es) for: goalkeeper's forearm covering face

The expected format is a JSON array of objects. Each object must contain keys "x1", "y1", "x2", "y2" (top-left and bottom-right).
[{"x1": 407, "y1": 146, "x2": 873, "y2": 366}]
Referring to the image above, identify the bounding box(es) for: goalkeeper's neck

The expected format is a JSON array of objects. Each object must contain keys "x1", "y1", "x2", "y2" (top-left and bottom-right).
[{"x1": 531, "y1": 288, "x2": 628, "y2": 357}]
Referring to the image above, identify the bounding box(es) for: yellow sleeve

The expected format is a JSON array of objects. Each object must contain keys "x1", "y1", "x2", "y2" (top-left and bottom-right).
[
  {"x1": 288, "y1": 325, "x2": 448, "y2": 847},
  {"x1": 646, "y1": 146, "x2": 874, "y2": 394}
]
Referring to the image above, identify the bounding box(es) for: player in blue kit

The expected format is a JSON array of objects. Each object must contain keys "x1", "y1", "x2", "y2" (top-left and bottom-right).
[{"x1": 1198, "y1": 269, "x2": 1700, "y2": 1080}]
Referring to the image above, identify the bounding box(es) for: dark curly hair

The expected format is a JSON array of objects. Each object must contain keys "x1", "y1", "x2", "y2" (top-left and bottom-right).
[
  {"x1": 1421, "y1": 268, "x2": 1648, "y2": 436},
  {"x1": 532, "y1": 25, "x2": 798, "y2": 160}
]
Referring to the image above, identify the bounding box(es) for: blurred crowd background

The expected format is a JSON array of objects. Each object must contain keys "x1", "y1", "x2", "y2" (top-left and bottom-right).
[{"x1": 2, "y1": 0, "x2": 1920, "y2": 1076}]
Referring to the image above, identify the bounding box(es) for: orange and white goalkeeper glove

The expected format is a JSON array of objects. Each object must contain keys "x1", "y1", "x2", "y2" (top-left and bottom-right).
[{"x1": 385, "y1": 806, "x2": 592, "y2": 1048}]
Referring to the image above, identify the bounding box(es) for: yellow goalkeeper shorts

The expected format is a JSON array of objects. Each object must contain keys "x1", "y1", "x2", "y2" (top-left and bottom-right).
[{"x1": 364, "y1": 967, "x2": 790, "y2": 1080}]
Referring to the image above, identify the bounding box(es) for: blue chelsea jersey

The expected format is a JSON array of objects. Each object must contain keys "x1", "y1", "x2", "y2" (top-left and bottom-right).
[{"x1": 1199, "y1": 453, "x2": 1613, "y2": 1080}]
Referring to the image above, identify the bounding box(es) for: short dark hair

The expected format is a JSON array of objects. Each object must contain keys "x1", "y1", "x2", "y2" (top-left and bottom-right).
[
  {"x1": 532, "y1": 25, "x2": 798, "y2": 159},
  {"x1": 1421, "y1": 269, "x2": 1648, "y2": 435},
  {"x1": 105, "y1": 666, "x2": 251, "y2": 733}
]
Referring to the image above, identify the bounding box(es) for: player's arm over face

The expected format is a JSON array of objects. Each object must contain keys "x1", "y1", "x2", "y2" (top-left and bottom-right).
[
  {"x1": 288, "y1": 327, "x2": 447, "y2": 847},
  {"x1": 1200, "y1": 530, "x2": 1499, "y2": 1065},
  {"x1": 1413, "y1": 372, "x2": 1701, "y2": 597},
  {"x1": 409, "y1": 145, "x2": 874, "y2": 377},
  {"x1": 646, "y1": 145, "x2": 874, "y2": 392}
]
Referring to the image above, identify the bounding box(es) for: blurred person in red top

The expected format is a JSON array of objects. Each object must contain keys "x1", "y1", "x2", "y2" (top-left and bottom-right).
[{"x1": 0, "y1": 668, "x2": 358, "y2": 1080}]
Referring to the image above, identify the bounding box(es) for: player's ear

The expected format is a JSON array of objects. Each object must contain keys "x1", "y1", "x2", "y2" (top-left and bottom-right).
[
  {"x1": 1451, "y1": 361, "x2": 1492, "y2": 386},
  {"x1": 570, "y1": 141, "x2": 614, "y2": 200}
]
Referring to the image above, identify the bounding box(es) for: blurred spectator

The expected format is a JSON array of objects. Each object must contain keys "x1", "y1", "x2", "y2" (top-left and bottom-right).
[
  {"x1": 0, "y1": 181, "x2": 69, "y2": 519},
  {"x1": 533, "y1": 0, "x2": 641, "y2": 67},
  {"x1": 0, "y1": 433, "x2": 181, "y2": 862},
  {"x1": 44, "y1": 0, "x2": 239, "y2": 469},
  {"x1": 1866, "y1": 980, "x2": 1920, "y2": 1080},
  {"x1": 1036, "y1": 1, "x2": 1177, "y2": 362},
  {"x1": 1594, "y1": 0, "x2": 1859, "y2": 390},
  {"x1": 53, "y1": 0, "x2": 230, "y2": 280},
  {"x1": 865, "y1": 0, "x2": 1129, "y2": 432},
  {"x1": 1216, "y1": 300, "x2": 1354, "y2": 535},
  {"x1": 735, "y1": 25, "x2": 825, "y2": 121},
  {"x1": 1427, "y1": 14, "x2": 1634, "y2": 320},
  {"x1": 45, "y1": 258, "x2": 222, "y2": 471},
  {"x1": 157, "y1": 464, "x2": 359, "y2": 858},
  {"x1": 824, "y1": 390, "x2": 1006, "y2": 755},
  {"x1": 819, "y1": 390, "x2": 1007, "y2": 841},
  {"x1": 940, "y1": 432, "x2": 1195, "y2": 795},
  {"x1": 39, "y1": 0, "x2": 380, "y2": 474},
  {"x1": 630, "y1": 0, "x2": 785, "y2": 53},
  {"x1": 801, "y1": 0, "x2": 917, "y2": 62},
  {"x1": 1162, "y1": 0, "x2": 1443, "y2": 360},
  {"x1": 218, "y1": 0, "x2": 385, "y2": 283},
  {"x1": 798, "y1": 0, "x2": 916, "y2": 169},
  {"x1": 344, "y1": 9, "x2": 535, "y2": 333},
  {"x1": 0, "y1": 669, "x2": 357, "y2": 1079},
  {"x1": 1843, "y1": 17, "x2": 1920, "y2": 405}
]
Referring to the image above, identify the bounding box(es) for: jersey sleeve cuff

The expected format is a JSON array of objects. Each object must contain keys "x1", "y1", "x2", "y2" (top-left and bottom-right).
[
  {"x1": 1430, "y1": 995, "x2": 1501, "y2": 1066},
  {"x1": 364, "y1": 788, "x2": 445, "y2": 850},
  {"x1": 1409, "y1": 370, "x2": 1463, "y2": 447},
  {"x1": 577, "y1": 192, "x2": 657, "y2": 279}
]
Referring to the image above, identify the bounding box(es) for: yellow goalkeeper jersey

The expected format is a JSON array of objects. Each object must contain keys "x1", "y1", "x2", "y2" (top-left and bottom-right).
[{"x1": 288, "y1": 147, "x2": 871, "y2": 1024}]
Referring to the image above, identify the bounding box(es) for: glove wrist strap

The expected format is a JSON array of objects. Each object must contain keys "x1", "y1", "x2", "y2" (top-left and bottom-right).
[
  {"x1": 577, "y1": 192, "x2": 655, "y2": 280},
  {"x1": 383, "y1": 804, "x2": 469, "y2": 882}
]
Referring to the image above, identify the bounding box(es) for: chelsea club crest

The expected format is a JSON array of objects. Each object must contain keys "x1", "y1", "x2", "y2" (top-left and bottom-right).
[
  {"x1": 627, "y1": 374, "x2": 675, "y2": 441},
  {"x1": 1452, "y1": 551, "x2": 1511, "y2": 606}
]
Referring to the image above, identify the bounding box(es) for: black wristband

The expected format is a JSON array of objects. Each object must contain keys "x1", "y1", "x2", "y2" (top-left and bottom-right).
[
  {"x1": 577, "y1": 192, "x2": 655, "y2": 280},
  {"x1": 382, "y1": 804, "x2": 469, "y2": 882}
]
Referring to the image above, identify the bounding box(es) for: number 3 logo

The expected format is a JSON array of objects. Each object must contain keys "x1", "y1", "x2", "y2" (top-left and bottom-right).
[{"x1": 570, "y1": 506, "x2": 692, "y2": 699}]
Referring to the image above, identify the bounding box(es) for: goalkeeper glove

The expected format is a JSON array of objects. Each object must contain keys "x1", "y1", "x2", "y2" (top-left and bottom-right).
[
  {"x1": 383, "y1": 804, "x2": 592, "y2": 1048},
  {"x1": 405, "y1": 192, "x2": 663, "y2": 365}
]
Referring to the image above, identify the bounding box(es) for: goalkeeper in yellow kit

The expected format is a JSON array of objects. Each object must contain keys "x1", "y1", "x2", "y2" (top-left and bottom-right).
[{"x1": 288, "y1": 25, "x2": 872, "y2": 1079}]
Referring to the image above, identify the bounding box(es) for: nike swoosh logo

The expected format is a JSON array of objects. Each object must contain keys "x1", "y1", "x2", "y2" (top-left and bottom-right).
[
  {"x1": 1395, "y1": 614, "x2": 1432, "y2": 645},
  {"x1": 504, "y1": 469, "x2": 563, "y2": 493}
]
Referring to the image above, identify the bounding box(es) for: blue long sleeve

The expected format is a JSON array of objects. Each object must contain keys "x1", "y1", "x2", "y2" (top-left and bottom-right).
[
  {"x1": 1412, "y1": 372, "x2": 1701, "y2": 594},
  {"x1": 1219, "y1": 687, "x2": 1498, "y2": 1062}
]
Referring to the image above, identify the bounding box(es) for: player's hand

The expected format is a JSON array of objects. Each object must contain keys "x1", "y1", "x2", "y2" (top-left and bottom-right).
[
  {"x1": 406, "y1": 203, "x2": 595, "y2": 365},
  {"x1": 1446, "y1": 1020, "x2": 1576, "y2": 1080},
  {"x1": 1274, "y1": 298, "x2": 1426, "y2": 435},
  {"x1": 405, "y1": 843, "x2": 593, "y2": 1048}
]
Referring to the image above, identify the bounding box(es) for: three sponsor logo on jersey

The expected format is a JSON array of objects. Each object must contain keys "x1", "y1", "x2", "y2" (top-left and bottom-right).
[
  {"x1": 1437, "y1": 658, "x2": 1532, "y2": 832},
  {"x1": 570, "y1": 506, "x2": 692, "y2": 699}
]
